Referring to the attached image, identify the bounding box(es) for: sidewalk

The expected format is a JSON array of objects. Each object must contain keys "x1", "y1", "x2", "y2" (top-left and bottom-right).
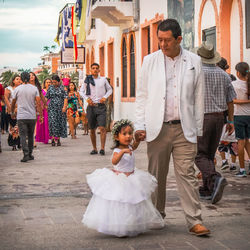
[{"x1": 0, "y1": 130, "x2": 250, "y2": 250}]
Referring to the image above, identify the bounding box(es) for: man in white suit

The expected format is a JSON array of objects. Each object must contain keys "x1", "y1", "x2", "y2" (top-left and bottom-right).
[{"x1": 135, "y1": 19, "x2": 210, "y2": 236}]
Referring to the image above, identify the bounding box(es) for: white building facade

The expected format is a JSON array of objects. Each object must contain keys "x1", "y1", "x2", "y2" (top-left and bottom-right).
[{"x1": 81, "y1": 0, "x2": 250, "y2": 123}]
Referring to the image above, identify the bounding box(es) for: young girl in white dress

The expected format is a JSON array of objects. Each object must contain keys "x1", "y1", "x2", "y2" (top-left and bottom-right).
[{"x1": 82, "y1": 119, "x2": 164, "y2": 237}]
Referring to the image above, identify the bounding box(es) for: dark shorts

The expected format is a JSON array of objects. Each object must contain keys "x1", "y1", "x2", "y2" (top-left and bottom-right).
[
  {"x1": 87, "y1": 104, "x2": 106, "y2": 129},
  {"x1": 234, "y1": 115, "x2": 250, "y2": 140},
  {"x1": 218, "y1": 142, "x2": 238, "y2": 156}
]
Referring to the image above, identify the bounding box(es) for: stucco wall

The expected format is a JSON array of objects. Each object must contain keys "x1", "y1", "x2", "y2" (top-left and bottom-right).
[
  {"x1": 139, "y1": 0, "x2": 167, "y2": 23},
  {"x1": 242, "y1": 0, "x2": 250, "y2": 63},
  {"x1": 231, "y1": 0, "x2": 241, "y2": 75}
]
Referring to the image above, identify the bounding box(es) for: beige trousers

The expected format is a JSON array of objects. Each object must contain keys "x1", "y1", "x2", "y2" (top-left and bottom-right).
[{"x1": 147, "y1": 123, "x2": 202, "y2": 228}]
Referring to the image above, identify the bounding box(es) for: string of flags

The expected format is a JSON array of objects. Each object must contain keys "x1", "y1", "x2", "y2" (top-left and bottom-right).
[{"x1": 54, "y1": 0, "x2": 92, "y2": 62}]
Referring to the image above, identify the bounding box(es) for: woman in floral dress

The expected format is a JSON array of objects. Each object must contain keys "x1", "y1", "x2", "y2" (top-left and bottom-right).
[{"x1": 46, "y1": 75, "x2": 68, "y2": 146}]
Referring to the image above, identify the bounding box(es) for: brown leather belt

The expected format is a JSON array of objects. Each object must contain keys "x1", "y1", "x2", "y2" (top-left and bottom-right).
[
  {"x1": 92, "y1": 103, "x2": 105, "y2": 107},
  {"x1": 205, "y1": 112, "x2": 224, "y2": 116},
  {"x1": 164, "y1": 120, "x2": 181, "y2": 124}
]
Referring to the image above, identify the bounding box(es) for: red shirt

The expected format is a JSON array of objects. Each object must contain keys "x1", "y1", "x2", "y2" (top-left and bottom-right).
[{"x1": 0, "y1": 84, "x2": 4, "y2": 112}]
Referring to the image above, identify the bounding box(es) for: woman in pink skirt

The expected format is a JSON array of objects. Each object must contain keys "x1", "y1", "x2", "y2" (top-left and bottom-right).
[{"x1": 35, "y1": 78, "x2": 52, "y2": 144}]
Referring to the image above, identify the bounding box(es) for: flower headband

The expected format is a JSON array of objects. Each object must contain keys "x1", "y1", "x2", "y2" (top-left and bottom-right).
[{"x1": 111, "y1": 119, "x2": 134, "y2": 141}]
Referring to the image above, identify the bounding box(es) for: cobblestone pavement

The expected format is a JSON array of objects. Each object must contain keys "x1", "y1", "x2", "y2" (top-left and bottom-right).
[{"x1": 0, "y1": 130, "x2": 250, "y2": 250}]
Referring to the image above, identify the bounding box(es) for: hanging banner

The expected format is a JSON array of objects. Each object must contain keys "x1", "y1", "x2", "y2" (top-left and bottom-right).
[{"x1": 62, "y1": 7, "x2": 74, "y2": 51}]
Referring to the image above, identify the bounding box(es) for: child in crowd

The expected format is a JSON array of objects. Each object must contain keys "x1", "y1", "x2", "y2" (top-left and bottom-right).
[
  {"x1": 8, "y1": 124, "x2": 20, "y2": 151},
  {"x1": 218, "y1": 124, "x2": 238, "y2": 171},
  {"x1": 232, "y1": 62, "x2": 250, "y2": 177},
  {"x1": 82, "y1": 119, "x2": 164, "y2": 237}
]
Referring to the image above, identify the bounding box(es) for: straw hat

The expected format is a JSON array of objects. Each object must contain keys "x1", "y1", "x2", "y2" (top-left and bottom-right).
[{"x1": 193, "y1": 42, "x2": 221, "y2": 64}]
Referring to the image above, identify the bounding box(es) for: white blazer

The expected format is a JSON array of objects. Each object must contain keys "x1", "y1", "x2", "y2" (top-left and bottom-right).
[{"x1": 135, "y1": 49, "x2": 204, "y2": 143}]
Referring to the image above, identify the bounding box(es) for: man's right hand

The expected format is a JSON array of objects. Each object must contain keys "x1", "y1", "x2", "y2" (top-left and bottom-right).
[
  {"x1": 87, "y1": 98, "x2": 94, "y2": 106},
  {"x1": 134, "y1": 130, "x2": 146, "y2": 141}
]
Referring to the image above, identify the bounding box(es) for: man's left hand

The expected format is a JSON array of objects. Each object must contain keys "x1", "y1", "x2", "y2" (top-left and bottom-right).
[{"x1": 99, "y1": 97, "x2": 106, "y2": 104}]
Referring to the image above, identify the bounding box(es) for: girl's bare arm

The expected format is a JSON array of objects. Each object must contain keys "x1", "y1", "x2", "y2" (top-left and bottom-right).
[{"x1": 112, "y1": 149, "x2": 131, "y2": 165}]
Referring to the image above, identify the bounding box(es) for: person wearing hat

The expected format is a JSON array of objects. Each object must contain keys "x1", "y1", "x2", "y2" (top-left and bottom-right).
[
  {"x1": 135, "y1": 19, "x2": 210, "y2": 236},
  {"x1": 193, "y1": 42, "x2": 236, "y2": 204},
  {"x1": 217, "y1": 57, "x2": 236, "y2": 81}
]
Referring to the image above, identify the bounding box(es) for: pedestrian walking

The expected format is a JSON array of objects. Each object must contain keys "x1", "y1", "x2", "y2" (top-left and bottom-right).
[
  {"x1": 135, "y1": 19, "x2": 210, "y2": 236},
  {"x1": 82, "y1": 119, "x2": 164, "y2": 237},
  {"x1": 0, "y1": 83, "x2": 4, "y2": 153},
  {"x1": 29, "y1": 72, "x2": 45, "y2": 148},
  {"x1": 35, "y1": 78, "x2": 52, "y2": 144},
  {"x1": 193, "y1": 42, "x2": 236, "y2": 204},
  {"x1": 4, "y1": 74, "x2": 22, "y2": 151},
  {"x1": 80, "y1": 63, "x2": 112, "y2": 155},
  {"x1": 217, "y1": 57, "x2": 237, "y2": 81},
  {"x1": 11, "y1": 72, "x2": 43, "y2": 162},
  {"x1": 1, "y1": 97, "x2": 8, "y2": 134},
  {"x1": 232, "y1": 62, "x2": 250, "y2": 177},
  {"x1": 62, "y1": 74, "x2": 70, "y2": 87},
  {"x1": 67, "y1": 81, "x2": 83, "y2": 139},
  {"x1": 46, "y1": 75, "x2": 68, "y2": 146},
  {"x1": 4, "y1": 74, "x2": 21, "y2": 130}
]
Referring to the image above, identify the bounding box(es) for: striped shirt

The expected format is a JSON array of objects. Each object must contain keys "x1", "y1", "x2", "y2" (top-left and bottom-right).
[{"x1": 202, "y1": 64, "x2": 236, "y2": 114}]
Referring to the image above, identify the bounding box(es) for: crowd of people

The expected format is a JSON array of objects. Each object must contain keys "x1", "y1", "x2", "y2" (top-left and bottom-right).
[
  {"x1": 0, "y1": 17, "x2": 249, "y2": 238},
  {"x1": 0, "y1": 71, "x2": 90, "y2": 159}
]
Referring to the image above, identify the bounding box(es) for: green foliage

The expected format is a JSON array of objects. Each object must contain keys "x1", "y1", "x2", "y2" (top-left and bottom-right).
[
  {"x1": 70, "y1": 71, "x2": 79, "y2": 87},
  {"x1": 51, "y1": 45, "x2": 57, "y2": 52},
  {"x1": 43, "y1": 46, "x2": 50, "y2": 53},
  {"x1": 0, "y1": 70, "x2": 15, "y2": 86},
  {"x1": 37, "y1": 68, "x2": 51, "y2": 84},
  {"x1": 18, "y1": 68, "x2": 31, "y2": 73},
  {"x1": 43, "y1": 45, "x2": 57, "y2": 54}
]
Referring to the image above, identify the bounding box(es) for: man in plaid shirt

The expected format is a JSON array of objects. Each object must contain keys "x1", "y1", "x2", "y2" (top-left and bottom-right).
[{"x1": 194, "y1": 43, "x2": 236, "y2": 204}]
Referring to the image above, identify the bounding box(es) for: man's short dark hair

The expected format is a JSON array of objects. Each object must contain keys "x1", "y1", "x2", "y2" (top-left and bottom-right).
[
  {"x1": 91, "y1": 63, "x2": 100, "y2": 68},
  {"x1": 157, "y1": 19, "x2": 182, "y2": 39},
  {"x1": 51, "y1": 74, "x2": 61, "y2": 82},
  {"x1": 21, "y1": 72, "x2": 30, "y2": 84}
]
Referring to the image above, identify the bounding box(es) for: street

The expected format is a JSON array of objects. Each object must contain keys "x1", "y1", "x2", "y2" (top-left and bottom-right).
[{"x1": 0, "y1": 130, "x2": 250, "y2": 250}]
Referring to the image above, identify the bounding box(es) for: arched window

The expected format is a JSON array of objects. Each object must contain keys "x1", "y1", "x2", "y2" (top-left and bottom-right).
[
  {"x1": 122, "y1": 38, "x2": 127, "y2": 97},
  {"x1": 130, "y1": 36, "x2": 135, "y2": 97}
]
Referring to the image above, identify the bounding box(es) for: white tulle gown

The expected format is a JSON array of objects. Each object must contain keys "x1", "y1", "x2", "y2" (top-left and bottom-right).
[{"x1": 82, "y1": 147, "x2": 164, "y2": 237}]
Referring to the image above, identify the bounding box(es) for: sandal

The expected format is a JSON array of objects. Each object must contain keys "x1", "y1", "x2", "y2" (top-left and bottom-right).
[{"x1": 90, "y1": 149, "x2": 98, "y2": 155}]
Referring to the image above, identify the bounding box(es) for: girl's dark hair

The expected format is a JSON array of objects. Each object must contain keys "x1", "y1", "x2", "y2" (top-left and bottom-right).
[
  {"x1": 111, "y1": 119, "x2": 134, "y2": 149},
  {"x1": 157, "y1": 18, "x2": 182, "y2": 39},
  {"x1": 235, "y1": 62, "x2": 250, "y2": 99},
  {"x1": 67, "y1": 81, "x2": 77, "y2": 93},
  {"x1": 21, "y1": 72, "x2": 30, "y2": 84},
  {"x1": 10, "y1": 74, "x2": 20, "y2": 87},
  {"x1": 51, "y1": 74, "x2": 61, "y2": 82},
  {"x1": 30, "y1": 72, "x2": 42, "y2": 93},
  {"x1": 42, "y1": 78, "x2": 51, "y2": 89}
]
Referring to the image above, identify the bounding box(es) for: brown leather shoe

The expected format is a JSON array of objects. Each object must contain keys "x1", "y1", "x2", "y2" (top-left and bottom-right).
[{"x1": 189, "y1": 224, "x2": 210, "y2": 236}]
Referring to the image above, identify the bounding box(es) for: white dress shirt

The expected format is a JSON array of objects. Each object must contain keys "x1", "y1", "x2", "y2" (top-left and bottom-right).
[
  {"x1": 80, "y1": 76, "x2": 113, "y2": 103},
  {"x1": 164, "y1": 51, "x2": 182, "y2": 122}
]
